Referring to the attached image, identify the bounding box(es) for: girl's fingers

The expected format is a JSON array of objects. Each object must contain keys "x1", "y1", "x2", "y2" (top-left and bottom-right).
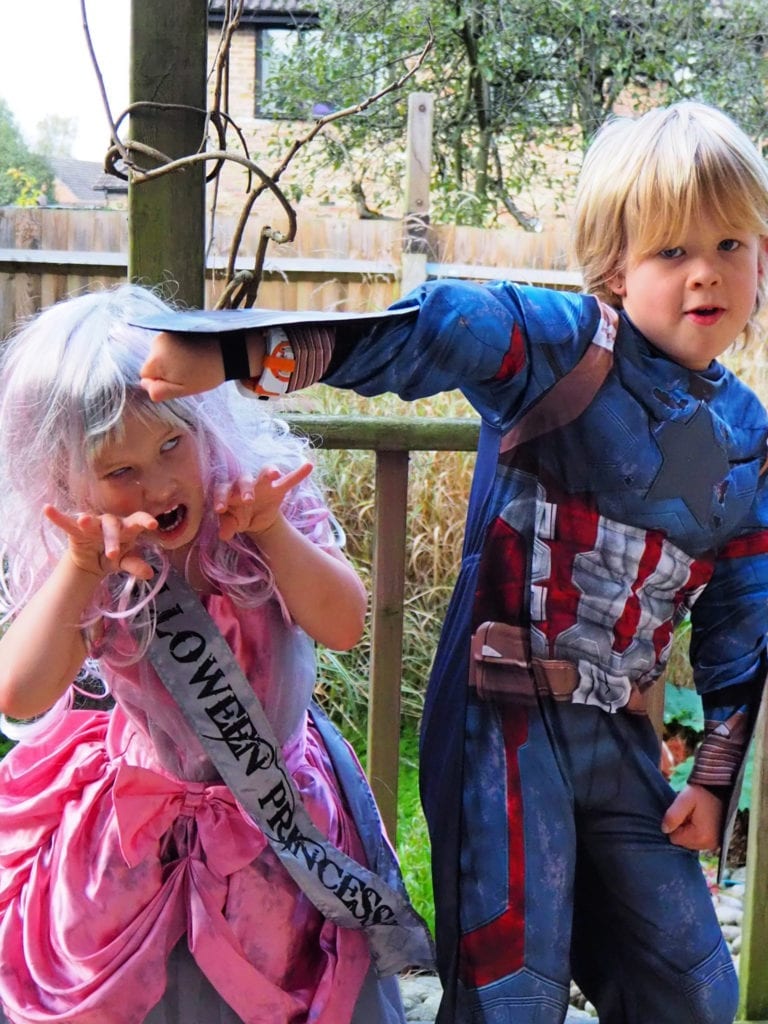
[
  {"x1": 274, "y1": 462, "x2": 313, "y2": 490},
  {"x1": 257, "y1": 465, "x2": 282, "y2": 484},
  {"x1": 45, "y1": 505, "x2": 158, "y2": 580},
  {"x1": 123, "y1": 512, "x2": 159, "y2": 534},
  {"x1": 214, "y1": 481, "x2": 232, "y2": 513},
  {"x1": 43, "y1": 504, "x2": 85, "y2": 537},
  {"x1": 100, "y1": 513, "x2": 158, "y2": 560},
  {"x1": 118, "y1": 553, "x2": 155, "y2": 581},
  {"x1": 255, "y1": 462, "x2": 313, "y2": 494},
  {"x1": 236, "y1": 475, "x2": 255, "y2": 502},
  {"x1": 46, "y1": 505, "x2": 157, "y2": 561},
  {"x1": 100, "y1": 516, "x2": 124, "y2": 560},
  {"x1": 217, "y1": 513, "x2": 237, "y2": 543},
  {"x1": 215, "y1": 476, "x2": 258, "y2": 513},
  {"x1": 216, "y1": 463, "x2": 313, "y2": 512}
]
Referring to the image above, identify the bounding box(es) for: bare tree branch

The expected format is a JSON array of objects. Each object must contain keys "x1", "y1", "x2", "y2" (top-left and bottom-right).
[{"x1": 81, "y1": 0, "x2": 433, "y2": 307}]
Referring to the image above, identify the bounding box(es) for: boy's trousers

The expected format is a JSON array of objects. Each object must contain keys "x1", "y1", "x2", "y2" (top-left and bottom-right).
[{"x1": 454, "y1": 695, "x2": 739, "y2": 1024}]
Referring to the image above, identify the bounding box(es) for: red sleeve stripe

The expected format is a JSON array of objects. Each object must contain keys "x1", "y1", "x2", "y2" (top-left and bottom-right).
[
  {"x1": 718, "y1": 531, "x2": 768, "y2": 559},
  {"x1": 494, "y1": 323, "x2": 527, "y2": 381}
]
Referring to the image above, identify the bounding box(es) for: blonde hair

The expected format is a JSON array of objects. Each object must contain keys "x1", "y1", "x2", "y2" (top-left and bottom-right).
[{"x1": 573, "y1": 101, "x2": 768, "y2": 345}]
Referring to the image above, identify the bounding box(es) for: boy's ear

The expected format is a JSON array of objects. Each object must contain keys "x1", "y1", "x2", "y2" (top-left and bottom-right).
[{"x1": 607, "y1": 271, "x2": 626, "y2": 297}]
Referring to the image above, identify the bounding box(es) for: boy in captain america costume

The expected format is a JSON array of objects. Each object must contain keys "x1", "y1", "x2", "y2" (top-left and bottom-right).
[{"x1": 140, "y1": 102, "x2": 768, "y2": 1023}]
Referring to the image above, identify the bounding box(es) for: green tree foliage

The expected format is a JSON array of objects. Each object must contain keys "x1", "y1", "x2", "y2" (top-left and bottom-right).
[
  {"x1": 263, "y1": 0, "x2": 768, "y2": 227},
  {"x1": 0, "y1": 99, "x2": 54, "y2": 206}
]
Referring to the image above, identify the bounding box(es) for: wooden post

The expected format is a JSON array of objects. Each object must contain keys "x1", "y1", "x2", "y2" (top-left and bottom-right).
[
  {"x1": 367, "y1": 450, "x2": 410, "y2": 842},
  {"x1": 737, "y1": 689, "x2": 768, "y2": 1023},
  {"x1": 401, "y1": 92, "x2": 434, "y2": 297},
  {"x1": 646, "y1": 682, "x2": 666, "y2": 740},
  {"x1": 128, "y1": 0, "x2": 206, "y2": 306}
]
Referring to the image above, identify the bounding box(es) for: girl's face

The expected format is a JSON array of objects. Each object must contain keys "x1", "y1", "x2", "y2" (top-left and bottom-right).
[{"x1": 85, "y1": 408, "x2": 206, "y2": 564}]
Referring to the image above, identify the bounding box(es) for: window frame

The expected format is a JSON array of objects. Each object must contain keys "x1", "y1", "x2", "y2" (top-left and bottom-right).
[{"x1": 208, "y1": 5, "x2": 321, "y2": 120}]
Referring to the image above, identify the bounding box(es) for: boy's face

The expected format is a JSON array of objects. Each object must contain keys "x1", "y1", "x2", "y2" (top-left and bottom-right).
[{"x1": 608, "y1": 213, "x2": 766, "y2": 370}]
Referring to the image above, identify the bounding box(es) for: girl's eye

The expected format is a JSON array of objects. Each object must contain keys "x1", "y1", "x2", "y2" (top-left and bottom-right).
[
  {"x1": 659, "y1": 246, "x2": 684, "y2": 259},
  {"x1": 719, "y1": 238, "x2": 740, "y2": 252},
  {"x1": 160, "y1": 436, "x2": 181, "y2": 454},
  {"x1": 105, "y1": 466, "x2": 131, "y2": 480}
]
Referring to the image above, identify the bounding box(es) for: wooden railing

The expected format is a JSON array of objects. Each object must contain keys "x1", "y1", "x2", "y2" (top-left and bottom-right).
[
  {"x1": 285, "y1": 413, "x2": 480, "y2": 838},
  {"x1": 286, "y1": 412, "x2": 768, "y2": 1024}
]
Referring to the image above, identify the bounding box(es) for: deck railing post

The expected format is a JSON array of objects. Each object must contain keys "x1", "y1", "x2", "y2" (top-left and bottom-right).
[
  {"x1": 401, "y1": 92, "x2": 434, "y2": 297},
  {"x1": 129, "y1": 0, "x2": 206, "y2": 305},
  {"x1": 736, "y1": 688, "x2": 768, "y2": 1023},
  {"x1": 367, "y1": 449, "x2": 410, "y2": 842}
]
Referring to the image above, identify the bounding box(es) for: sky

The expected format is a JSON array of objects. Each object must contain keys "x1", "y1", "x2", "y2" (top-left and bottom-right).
[{"x1": 0, "y1": 0, "x2": 130, "y2": 162}]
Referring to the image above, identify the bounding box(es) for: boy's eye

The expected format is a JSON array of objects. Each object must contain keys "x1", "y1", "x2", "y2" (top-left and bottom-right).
[
  {"x1": 659, "y1": 246, "x2": 684, "y2": 259},
  {"x1": 719, "y1": 238, "x2": 740, "y2": 252}
]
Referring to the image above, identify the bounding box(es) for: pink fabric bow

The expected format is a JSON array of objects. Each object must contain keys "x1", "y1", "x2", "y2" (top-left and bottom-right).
[{"x1": 112, "y1": 763, "x2": 266, "y2": 874}]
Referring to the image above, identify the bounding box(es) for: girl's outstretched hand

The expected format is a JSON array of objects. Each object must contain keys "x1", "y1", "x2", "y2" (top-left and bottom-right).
[
  {"x1": 44, "y1": 505, "x2": 158, "y2": 581},
  {"x1": 214, "y1": 463, "x2": 314, "y2": 542}
]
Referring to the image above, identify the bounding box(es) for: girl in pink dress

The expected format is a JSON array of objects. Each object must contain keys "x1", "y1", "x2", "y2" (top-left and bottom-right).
[{"x1": 0, "y1": 286, "x2": 419, "y2": 1024}]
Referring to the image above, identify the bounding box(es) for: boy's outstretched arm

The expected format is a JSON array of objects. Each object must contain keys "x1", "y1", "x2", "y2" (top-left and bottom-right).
[{"x1": 140, "y1": 282, "x2": 609, "y2": 417}]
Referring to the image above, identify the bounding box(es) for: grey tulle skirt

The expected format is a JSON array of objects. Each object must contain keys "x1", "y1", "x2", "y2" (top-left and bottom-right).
[
  {"x1": 0, "y1": 940, "x2": 405, "y2": 1024},
  {"x1": 141, "y1": 940, "x2": 406, "y2": 1024}
]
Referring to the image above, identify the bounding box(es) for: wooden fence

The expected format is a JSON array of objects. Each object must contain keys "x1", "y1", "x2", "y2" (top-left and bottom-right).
[
  {"x1": 1, "y1": 206, "x2": 766, "y2": 1019},
  {"x1": 0, "y1": 206, "x2": 579, "y2": 336}
]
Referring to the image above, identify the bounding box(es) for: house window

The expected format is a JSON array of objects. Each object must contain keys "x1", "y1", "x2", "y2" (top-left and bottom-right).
[
  {"x1": 257, "y1": 28, "x2": 297, "y2": 117},
  {"x1": 208, "y1": 3, "x2": 322, "y2": 120},
  {"x1": 256, "y1": 25, "x2": 332, "y2": 119}
]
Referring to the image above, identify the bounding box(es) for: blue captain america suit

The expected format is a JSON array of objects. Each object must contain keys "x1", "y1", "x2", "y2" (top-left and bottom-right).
[
  {"x1": 304, "y1": 280, "x2": 768, "y2": 1023},
  {"x1": 209, "y1": 278, "x2": 768, "y2": 1022}
]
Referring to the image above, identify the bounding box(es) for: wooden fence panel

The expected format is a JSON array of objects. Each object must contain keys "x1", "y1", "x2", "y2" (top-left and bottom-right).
[{"x1": 0, "y1": 207, "x2": 579, "y2": 337}]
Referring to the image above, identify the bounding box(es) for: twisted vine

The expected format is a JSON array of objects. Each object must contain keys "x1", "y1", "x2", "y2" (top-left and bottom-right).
[{"x1": 80, "y1": 0, "x2": 433, "y2": 308}]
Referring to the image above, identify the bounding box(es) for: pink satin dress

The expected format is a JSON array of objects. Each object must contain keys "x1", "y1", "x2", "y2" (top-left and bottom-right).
[{"x1": 0, "y1": 595, "x2": 372, "y2": 1024}]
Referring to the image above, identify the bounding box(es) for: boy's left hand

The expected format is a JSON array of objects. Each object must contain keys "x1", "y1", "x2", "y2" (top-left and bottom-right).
[
  {"x1": 214, "y1": 463, "x2": 313, "y2": 542},
  {"x1": 661, "y1": 783, "x2": 724, "y2": 851}
]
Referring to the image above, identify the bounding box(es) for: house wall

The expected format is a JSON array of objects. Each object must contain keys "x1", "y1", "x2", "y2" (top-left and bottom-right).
[{"x1": 204, "y1": 26, "x2": 366, "y2": 227}]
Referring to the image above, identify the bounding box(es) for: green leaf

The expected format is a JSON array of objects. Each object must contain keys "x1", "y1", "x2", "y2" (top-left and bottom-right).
[
  {"x1": 664, "y1": 683, "x2": 704, "y2": 731},
  {"x1": 669, "y1": 754, "x2": 695, "y2": 792}
]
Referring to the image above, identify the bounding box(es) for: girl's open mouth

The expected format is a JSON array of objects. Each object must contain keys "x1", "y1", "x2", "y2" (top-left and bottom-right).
[{"x1": 156, "y1": 504, "x2": 187, "y2": 534}]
